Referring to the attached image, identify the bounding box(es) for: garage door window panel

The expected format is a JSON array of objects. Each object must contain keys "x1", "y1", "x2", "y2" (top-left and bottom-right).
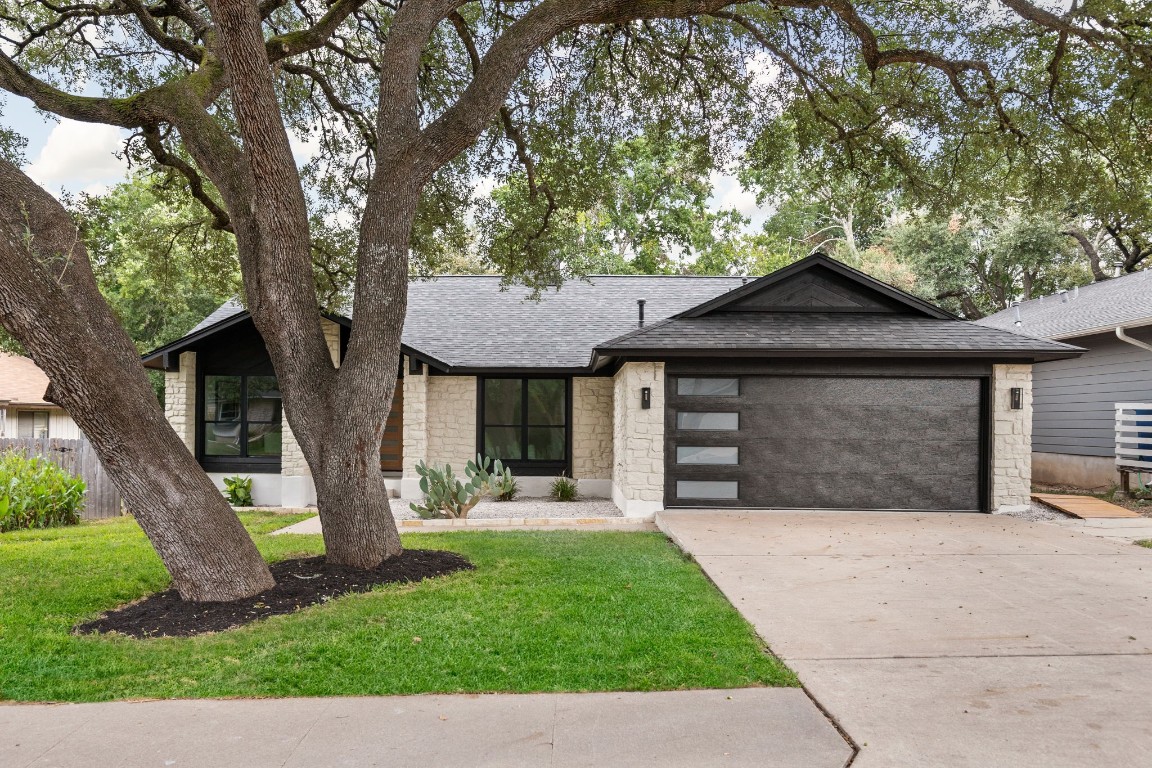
[
  {"x1": 676, "y1": 446, "x2": 739, "y2": 465},
  {"x1": 676, "y1": 412, "x2": 740, "y2": 430},
  {"x1": 676, "y1": 480, "x2": 739, "y2": 500},
  {"x1": 677, "y1": 378, "x2": 740, "y2": 397}
]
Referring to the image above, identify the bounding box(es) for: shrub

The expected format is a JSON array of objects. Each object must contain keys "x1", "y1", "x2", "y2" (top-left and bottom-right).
[
  {"x1": 0, "y1": 451, "x2": 85, "y2": 532},
  {"x1": 550, "y1": 474, "x2": 578, "y2": 502},
  {"x1": 222, "y1": 475, "x2": 254, "y2": 506}
]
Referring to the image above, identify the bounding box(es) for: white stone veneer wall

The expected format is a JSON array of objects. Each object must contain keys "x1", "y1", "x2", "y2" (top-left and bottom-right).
[
  {"x1": 611, "y1": 362, "x2": 665, "y2": 517},
  {"x1": 992, "y1": 363, "x2": 1033, "y2": 511},
  {"x1": 573, "y1": 377, "x2": 614, "y2": 483},
  {"x1": 403, "y1": 361, "x2": 429, "y2": 476},
  {"x1": 401, "y1": 372, "x2": 477, "y2": 498},
  {"x1": 427, "y1": 376, "x2": 477, "y2": 468},
  {"x1": 164, "y1": 351, "x2": 197, "y2": 453}
]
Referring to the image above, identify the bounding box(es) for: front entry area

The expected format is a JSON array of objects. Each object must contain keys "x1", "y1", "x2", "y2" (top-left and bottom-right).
[{"x1": 665, "y1": 372, "x2": 988, "y2": 511}]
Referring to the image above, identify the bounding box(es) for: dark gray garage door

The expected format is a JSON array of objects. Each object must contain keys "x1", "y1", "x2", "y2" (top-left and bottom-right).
[{"x1": 665, "y1": 375, "x2": 986, "y2": 511}]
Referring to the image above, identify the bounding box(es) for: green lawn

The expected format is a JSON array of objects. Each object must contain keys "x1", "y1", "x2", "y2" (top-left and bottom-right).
[{"x1": 0, "y1": 514, "x2": 795, "y2": 702}]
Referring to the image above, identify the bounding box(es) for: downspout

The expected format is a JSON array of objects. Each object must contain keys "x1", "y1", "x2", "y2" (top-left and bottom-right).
[{"x1": 1116, "y1": 326, "x2": 1152, "y2": 354}]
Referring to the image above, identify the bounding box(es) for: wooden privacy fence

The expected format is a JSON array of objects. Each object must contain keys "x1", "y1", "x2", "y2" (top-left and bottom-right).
[{"x1": 0, "y1": 437, "x2": 124, "y2": 519}]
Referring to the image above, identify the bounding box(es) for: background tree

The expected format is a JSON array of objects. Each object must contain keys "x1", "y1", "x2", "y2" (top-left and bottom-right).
[
  {"x1": 0, "y1": 0, "x2": 1148, "y2": 599},
  {"x1": 76, "y1": 173, "x2": 242, "y2": 354}
]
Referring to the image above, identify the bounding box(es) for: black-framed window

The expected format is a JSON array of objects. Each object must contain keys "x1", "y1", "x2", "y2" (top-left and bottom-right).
[
  {"x1": 201, "y1": 374, "x2": 283, "y2": 462},
  {"x1": 480, "y1": 377, "x2": 568, "y2": 474}
]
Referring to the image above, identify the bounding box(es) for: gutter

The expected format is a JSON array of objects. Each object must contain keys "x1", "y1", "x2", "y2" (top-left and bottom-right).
[{"x1": 1116, "y1": 326, "x2": 1152, "y2": 354}]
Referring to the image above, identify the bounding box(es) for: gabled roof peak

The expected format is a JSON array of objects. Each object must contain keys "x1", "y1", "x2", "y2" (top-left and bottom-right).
[{"x1": 676, "y1": 253, "x2": 956, "y2": 320}]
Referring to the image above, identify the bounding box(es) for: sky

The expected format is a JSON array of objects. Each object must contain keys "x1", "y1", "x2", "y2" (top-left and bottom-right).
[{"x1": 5, "y1": 92, "x2": 771, "y2": 230}]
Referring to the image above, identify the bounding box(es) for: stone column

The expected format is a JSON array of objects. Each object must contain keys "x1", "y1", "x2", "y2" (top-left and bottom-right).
[
  {"x1": 163, "y1": 351, "x2": 197, "y2": 453},
  {"x1": 611, "y1": 362, "x2": 665, "y2": 517},
  {"x1": 992, "y1": 363, "x2": 1033, "y2": 512},
  {"x1": 401, "y1": 359, "x2": 429, "y2": 498}
]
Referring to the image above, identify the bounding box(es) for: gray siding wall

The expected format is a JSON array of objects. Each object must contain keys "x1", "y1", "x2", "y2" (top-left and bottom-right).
[{"x1": 1032, "y1": 325, "x2": 1152, "y2": 457}]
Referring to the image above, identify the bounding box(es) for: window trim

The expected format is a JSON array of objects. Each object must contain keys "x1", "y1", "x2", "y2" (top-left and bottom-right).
[
  {"x1": 196, "y1": 371, "x2": 283, "y2": 473},
  {"x1": 476, "y1": 376, "x2": 572, "y2": 476}
]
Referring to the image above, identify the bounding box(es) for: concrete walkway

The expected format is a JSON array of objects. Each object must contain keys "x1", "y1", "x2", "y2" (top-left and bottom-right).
[
  {"x1": 2, "y1": 689, "x2": 851, "y2": 768},
  {"x1": 657, "y1": 510, "x2": 1152, "y2": 768},
  {"x1": 272, "y1": 514, "x2": 655, "y2": 534}
]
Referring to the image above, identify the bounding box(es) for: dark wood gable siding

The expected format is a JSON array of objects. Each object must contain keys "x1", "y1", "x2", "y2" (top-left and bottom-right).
[
  {"x1": 196, "y1": 319, "x2": 276, "y2": 376},
  {"x1": 718, "y1": 265, "x2": 911, "y2": 313}
]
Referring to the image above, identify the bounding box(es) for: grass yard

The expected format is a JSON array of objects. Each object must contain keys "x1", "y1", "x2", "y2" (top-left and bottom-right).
[{"x1": 0, "y1": 513, "x2": 795, "y2": 702}]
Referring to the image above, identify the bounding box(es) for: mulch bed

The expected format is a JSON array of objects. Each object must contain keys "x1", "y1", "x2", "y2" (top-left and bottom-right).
[{"x1": 76, "y1": 549, "x2": 474, "y2": 639}]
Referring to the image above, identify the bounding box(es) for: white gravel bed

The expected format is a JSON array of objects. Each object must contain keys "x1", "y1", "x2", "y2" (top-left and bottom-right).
[
  {"x1": 389, "y1": 496, "x2": 622, "y2": 520},
  {"x1": 995, "y1": 501, "x2": 1073, "y2": 522}
]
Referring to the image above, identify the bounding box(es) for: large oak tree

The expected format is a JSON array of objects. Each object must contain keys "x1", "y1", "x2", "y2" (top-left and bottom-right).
[{"x1": 0, "y1": 0, "x2": 1145, "y2": 600}]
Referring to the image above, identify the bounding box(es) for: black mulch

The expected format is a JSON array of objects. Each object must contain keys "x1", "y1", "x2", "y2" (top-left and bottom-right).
[{"x1": 76, "y1": 549, "x2": 474, "y2": 639}]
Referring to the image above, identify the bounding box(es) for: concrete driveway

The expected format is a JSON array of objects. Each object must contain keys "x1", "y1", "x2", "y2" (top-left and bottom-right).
[{"x1": 658, "y1": 511, "x2": 1152, "y2": 768}]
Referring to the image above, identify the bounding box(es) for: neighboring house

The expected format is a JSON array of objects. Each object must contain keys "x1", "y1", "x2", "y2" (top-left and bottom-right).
[
  {"x1": 142, "y1": 254, "x2": 1079, "y2": 514},
  {"x1": 977, "y1": 269, "x2": 1152, "y2": 489},
  {"x1": 0, "y1": 353, "x2": 83, "y2": 441}
]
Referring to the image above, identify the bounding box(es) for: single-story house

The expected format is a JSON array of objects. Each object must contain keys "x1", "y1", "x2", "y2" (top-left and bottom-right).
[
  {"x1": 142, "y1": 254, "x2": 1080, "y2": 514},
  {"x1": 977, "y1": 269, "x2": 1152, "y2": 488},
  {"x1": 0, "y1": 353, "x2": 83, "y2": 441}
]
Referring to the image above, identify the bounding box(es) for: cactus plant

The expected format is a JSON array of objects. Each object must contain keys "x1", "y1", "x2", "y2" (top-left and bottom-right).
[{"x1": 409, "y1": 454, "x2": 516, "y2": 519}]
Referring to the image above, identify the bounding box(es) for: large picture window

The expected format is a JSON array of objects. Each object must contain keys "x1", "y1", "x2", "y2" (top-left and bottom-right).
[
  {"x1": 481, "y1": 377, "x2": 568, "y2": 473},
  {"x1": 202, "y1": 375, "x2": 282, "y2": 461}
]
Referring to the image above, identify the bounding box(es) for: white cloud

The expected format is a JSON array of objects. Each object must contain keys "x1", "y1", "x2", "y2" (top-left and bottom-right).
[
  {"x1": 25, "y1": 120, "x2": 129, "y2": 191},
  {"x1": 289, "y1": 129, "x2": 321, "y2": 166},
  {"x1": 709, "y1": 172, "x2": 771, "y2": 230}
]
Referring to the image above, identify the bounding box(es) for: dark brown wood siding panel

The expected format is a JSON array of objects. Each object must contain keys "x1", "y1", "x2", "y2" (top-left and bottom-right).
[{"x1": 379, "y1": 386, "x2": 404, "y2": 472}]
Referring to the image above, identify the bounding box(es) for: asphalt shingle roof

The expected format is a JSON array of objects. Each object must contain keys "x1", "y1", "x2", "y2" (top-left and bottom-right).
[
  {"x1": 596, "y1": 313, "x2": 1081, "y2": 360},
  {"x1": 160, "y1": 271, "x2": 1083, "y2": 369},
  {"x1": 172, "y1": 276, "x2": 747, "y2": 369},
  {"x1": 977, "y1": 270, "x2": 1152, "y2": 340},
  {"x1": 0, "y1": 353, "x2": 53, "y2": 405},
  {"x1": 402, "y1": 276, "x2": 745, "y2": 368}
]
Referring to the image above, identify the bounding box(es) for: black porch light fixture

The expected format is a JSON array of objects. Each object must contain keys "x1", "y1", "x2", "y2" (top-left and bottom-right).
[{"x1": 1010, "y1": 387, "x2": 1023, "y2": 410}]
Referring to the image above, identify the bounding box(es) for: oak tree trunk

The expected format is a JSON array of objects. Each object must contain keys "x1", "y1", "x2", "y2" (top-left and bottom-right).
[{"x1": 0, "y1": 159, "x2": 275, "y2": 602}]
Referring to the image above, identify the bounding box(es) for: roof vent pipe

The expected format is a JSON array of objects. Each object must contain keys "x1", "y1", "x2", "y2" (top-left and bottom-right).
[
  {"x1": 1058, "y1": 289, "x2": 1069, "y2": 303},
  {"x1": 637, "y1": 299, "x2": 646, "y2": 328},
  {"x1": 1011, "y1": 301, "x2": 1022, "y2": 326},
  {"x1": 1073, "y1": 285, "x2": 1079, "y2": 299}
]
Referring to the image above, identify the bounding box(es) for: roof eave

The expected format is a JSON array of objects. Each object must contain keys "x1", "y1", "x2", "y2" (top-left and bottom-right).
[
  {"x1": 594, "y1": 346, "x2": 1084, "y2": 363},
  {"x1": 1047, "y1": 318, "x2": 1152, "y2": 341}
]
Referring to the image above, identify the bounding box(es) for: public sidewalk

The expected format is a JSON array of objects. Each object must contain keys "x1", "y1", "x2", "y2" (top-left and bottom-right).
[{"x1": 2, "y1": 689, "x2": 852, "y2": 768}]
